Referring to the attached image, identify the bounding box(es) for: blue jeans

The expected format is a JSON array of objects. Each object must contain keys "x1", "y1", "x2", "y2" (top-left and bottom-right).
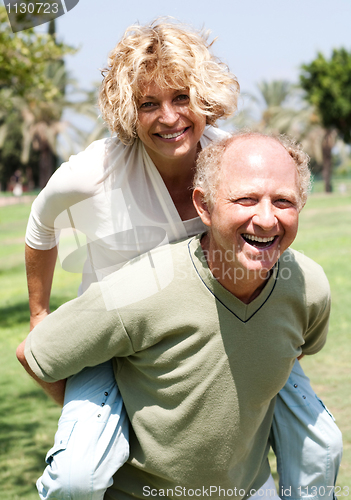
[
  {"x1": 37, "y1": 361, "x2": 129, "y2": 500},
  {"x1": 271, "y1": 359, "x2": 343, "y2": 499},
  {"x1": 37, "y1": 360, "x2": 342, "y2": 499}
]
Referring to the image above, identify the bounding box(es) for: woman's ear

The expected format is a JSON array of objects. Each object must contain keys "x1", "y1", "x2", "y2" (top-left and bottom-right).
[{"x1": 192, "y1": 188, "x2": 212, "y2": 227}]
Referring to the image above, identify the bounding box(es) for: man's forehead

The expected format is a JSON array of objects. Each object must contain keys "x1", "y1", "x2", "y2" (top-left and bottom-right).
[
  {"x1": 217, "y1": 135, "x2": 299, "y2": 198},
  {"x1": 223, "y1": 135, "x2": 289, "y2": 161},
  {"x1": 221, "y1": 136, "x2": 297, "y2": 177}
]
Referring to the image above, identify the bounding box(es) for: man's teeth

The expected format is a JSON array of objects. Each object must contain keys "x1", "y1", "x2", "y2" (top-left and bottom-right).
[
  {"x1": 243, "y1": 234, "x2": 275, "y2": 243},
  {"x1": 159, "y1": 129, "x2": 185, "y2": 139}
]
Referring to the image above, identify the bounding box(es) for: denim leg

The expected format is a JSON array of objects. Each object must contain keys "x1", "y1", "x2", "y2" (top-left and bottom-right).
[
  {"x1": 37, "y1": 361, "x2": 129, "y2": 500},
  {"x1": 271, "y1": 360, "x2": 343, "y2": 500},
  {"x1": 249, "y1": 475, "x2": 281, "y2": 499}
]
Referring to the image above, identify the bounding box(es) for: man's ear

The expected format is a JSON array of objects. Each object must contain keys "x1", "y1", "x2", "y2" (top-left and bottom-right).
[{"x1": 192, "y1": 188, "x2": 212, "y2": 227}]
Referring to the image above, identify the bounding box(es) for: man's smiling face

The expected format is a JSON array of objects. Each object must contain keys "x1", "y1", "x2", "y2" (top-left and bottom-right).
[{"x1": 206, "y1": 136, "x2": 300, "y2": 279}]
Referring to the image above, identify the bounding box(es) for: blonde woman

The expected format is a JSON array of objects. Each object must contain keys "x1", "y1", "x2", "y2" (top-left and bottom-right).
[
  {"x1": 25, "y1": 19, "x2": 237, "y2": 499},
  {"x1": 23, "y1": 18, "x2": 341, "y2": 500}
]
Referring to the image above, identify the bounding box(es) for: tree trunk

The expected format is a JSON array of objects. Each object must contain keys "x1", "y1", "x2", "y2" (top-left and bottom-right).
[
  {"x1": 25, "y1": 166, "x2": 35, "y2": 191},
  {"x1": 39, "y1": 142, "x2": 54, "y2": 189},
  {"x1": 321, "y1": 129, "x2": 336, "y2": 193}
]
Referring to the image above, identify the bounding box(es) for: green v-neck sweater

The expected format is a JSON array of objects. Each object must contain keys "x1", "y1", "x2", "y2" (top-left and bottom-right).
[{"x1": 25, "y1": 235, "x2": 330, "y2": 499}]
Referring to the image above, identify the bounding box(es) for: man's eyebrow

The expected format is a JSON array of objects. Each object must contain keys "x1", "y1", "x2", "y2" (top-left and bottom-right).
[
  {"x1": 226, "y1": 189, "x2": 299, "y2": 201},
  {"x1": 226, "y1": 188, "x2": 257, "y2": 199},
  {"x1": 274, "y1": 190, "x2": 299, "y2": 201}
]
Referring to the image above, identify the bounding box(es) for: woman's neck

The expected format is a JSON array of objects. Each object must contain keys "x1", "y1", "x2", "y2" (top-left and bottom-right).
[
  {"x1": 148, "y1": 143, "x2": 201, "y2": 221},
  {"x1": 167, "y1": 183, "x2": 198, "y2": 221}
]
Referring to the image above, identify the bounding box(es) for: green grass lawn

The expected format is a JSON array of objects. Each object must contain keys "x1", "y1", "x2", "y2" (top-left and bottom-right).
[
  {"x1": 290, "y1": 192, "x2": 351, "y2": 488},
  {"x1": 0, "y1": 191, "x2": 350, "y2": 498},
  {"x1": 0, "y1": 201, "x2": 81, "y2": 500}
]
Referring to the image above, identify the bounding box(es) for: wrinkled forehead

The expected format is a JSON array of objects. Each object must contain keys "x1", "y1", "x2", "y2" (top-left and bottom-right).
[
  {"x1": 222, "y1": 136, "x2": 297, "y2": 173},
  {"x1": 219, "y1": 137, "x2": 299, "y2": 193}
]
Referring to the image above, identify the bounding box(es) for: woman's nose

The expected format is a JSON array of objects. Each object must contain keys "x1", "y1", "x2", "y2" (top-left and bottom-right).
[{"x1": 158, "y1": 103, "x2": 179, "y2": 125}]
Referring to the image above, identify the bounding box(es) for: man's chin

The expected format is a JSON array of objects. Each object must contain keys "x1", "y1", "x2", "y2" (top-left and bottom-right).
[{"x1": 242, "y1": 253, "x2": 279, "y2": 270}]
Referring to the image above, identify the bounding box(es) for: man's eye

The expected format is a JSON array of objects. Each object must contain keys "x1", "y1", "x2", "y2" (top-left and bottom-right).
[
  {"x1": 235, "y1": 198, "x2": 256, "y2": 206},
  {"x1": 276, "y1": 199, "x2": 294, "y2": 207}
]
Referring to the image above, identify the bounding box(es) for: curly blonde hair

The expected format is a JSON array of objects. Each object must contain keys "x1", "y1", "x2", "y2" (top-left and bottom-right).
[
  {"x1": 194, "y1": 131, "x2": 311, "y2": 211},
  {"x1": 99, "y1": 18, "x2": 239, "y2": 145}
]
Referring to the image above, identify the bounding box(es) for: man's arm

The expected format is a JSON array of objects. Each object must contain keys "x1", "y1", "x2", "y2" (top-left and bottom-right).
[
  {"x1": 16, "y1": 339, "x2": 66, "y2": 406},
  {"x1": 18, "y1": 277, "x2": 135, "y2": 393}
]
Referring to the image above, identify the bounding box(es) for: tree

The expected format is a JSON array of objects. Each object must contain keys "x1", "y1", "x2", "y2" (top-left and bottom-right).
[
  {"x1": 0, "y1": 6, "x2": 76, "y2": 189},
  {"x1": 256, "y1": 80, "x2": 293, "y2": 131},
  {"x1": 300, "y1": 48, "x2": 351, "y2": 192},
  {"x1": 231, "y1": 80, "x2": 309, "y2": 135},
  {"x1": 230, "y1": 79, "x2": 335, "y2": 181},
  {"x1": 0, "y1": 7, "x2": 74, "y2": 101},
  {"x1": 0, "y1": 108, "x2": 40, "y2": 190}
]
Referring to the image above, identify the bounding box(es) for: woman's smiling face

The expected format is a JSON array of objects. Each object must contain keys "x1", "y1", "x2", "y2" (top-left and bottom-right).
[{"x1": 136, "y1": 83, "x2": 206, "y2": 169}]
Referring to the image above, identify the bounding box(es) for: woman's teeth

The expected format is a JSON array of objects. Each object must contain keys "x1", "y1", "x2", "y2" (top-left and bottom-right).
[{"x1": 159, "y1": 129, "x2": 185, "y2": 139}]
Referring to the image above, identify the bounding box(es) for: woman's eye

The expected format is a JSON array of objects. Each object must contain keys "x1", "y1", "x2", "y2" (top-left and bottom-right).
[
  {"x1": 139, "y1": 101, "x2": 156, "y2": 109},
  {"x1": 175, "y1": 94, "x2": 189, "y2": 103}
]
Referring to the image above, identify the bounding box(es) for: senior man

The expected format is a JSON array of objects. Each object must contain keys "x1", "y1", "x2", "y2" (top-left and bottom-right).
[{"x1": 17, "y1": 132, "x2": 335, "y2": 499}]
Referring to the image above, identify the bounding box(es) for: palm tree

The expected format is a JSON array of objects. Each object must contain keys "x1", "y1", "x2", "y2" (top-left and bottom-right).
[
  {"x1": 230, "y1": 80, "x2": 326, "y2": 178},
  {"x1": 231, "y1": 80, "x2": 295, "y2": 133},
  {"x1": 3, "y1": 17, "x2": 109, "y2": 189},
  {"x1": 19, "y1": 64, "x2": 66, "y2": 187}
]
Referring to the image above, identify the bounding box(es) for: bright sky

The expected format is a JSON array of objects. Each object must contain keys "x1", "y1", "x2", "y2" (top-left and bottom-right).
[{"x1": 51, "y1": 0, "x2": 351, "y2": 102}]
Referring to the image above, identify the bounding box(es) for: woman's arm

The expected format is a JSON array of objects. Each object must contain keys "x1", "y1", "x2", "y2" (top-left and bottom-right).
[
  {"x1": 16, "y1": 339, "x2": 66, "y2": 405},
  {"x1": 25, "y1": 244, "x2": 67, "y2": 405},
  {"x1": 25, "y1": 243, "x2": 58, "y2": 331}
]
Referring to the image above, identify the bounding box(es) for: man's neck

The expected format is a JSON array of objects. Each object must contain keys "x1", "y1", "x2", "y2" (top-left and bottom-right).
[{"x1": 200, "y1": 233, "x2": 272, "y2": 305}]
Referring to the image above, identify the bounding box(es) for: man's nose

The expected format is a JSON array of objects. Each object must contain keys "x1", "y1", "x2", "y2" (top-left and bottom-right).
[
  {"x1": 252, "y1": 201, "x2": 277, "y2": 230},
  {"x1": 158, "y1": 103, "x2": 179, "y2": 125}
]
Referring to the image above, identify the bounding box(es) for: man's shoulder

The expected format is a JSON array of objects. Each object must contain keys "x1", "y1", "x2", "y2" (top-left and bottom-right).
[
  {"x1": 279, "y1": 248, "x2": 330, "y2": 299},
  {"x1": 107, "y1": 236, "x2": 193, "y2": 276},
  {"x1": 282, "y1": 247, "x2": 328, "y2": 278},
  {"x1": 100, "y1": 237, "x2": 195, "y2": 311}
]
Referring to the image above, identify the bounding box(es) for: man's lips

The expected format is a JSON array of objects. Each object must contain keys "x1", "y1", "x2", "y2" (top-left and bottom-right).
[
  {"x1": 154, "y1": 127, "x2": 189, "y2": 139},
  {"x1": 241, "y1": 233, "x2": 278, "y2": 249}
]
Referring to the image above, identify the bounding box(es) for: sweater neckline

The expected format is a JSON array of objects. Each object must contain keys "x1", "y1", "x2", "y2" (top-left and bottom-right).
[{"x1": 188, "y1": 235, "x2": 279, "y2": 323}]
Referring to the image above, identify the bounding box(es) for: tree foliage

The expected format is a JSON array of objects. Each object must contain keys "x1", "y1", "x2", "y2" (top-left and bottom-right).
[
  {"x1": 0, "y1": 6, "x2": 74, "y2": 101},
  {"x1": 300, "y1": 48, "x2": 351, "y2": 191},
  {"x1": 230, "y1": 80, "x2": 296, "y2": 132},
  {"x1": 231, "y1": 80, "x2": 321, "y2": 143},
  {"x1": 0, "y1": 6, "x2": 76, "y2": 189},
  {"x1": 300, "y1": 48, "x2": 351, "y2": 143},
  {"x1": 230, "y1": 79, "x2": 334, "y2": 185}
]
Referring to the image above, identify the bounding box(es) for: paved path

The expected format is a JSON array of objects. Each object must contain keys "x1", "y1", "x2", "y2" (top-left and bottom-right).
[{"x1": 0, "y1": 195, "x2": 35, "y2": 207}]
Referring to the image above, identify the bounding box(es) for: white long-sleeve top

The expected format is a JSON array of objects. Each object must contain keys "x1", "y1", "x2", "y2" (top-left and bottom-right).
[{"x1": 25, "y1": 126, "x2": 228, "y2": 294}]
